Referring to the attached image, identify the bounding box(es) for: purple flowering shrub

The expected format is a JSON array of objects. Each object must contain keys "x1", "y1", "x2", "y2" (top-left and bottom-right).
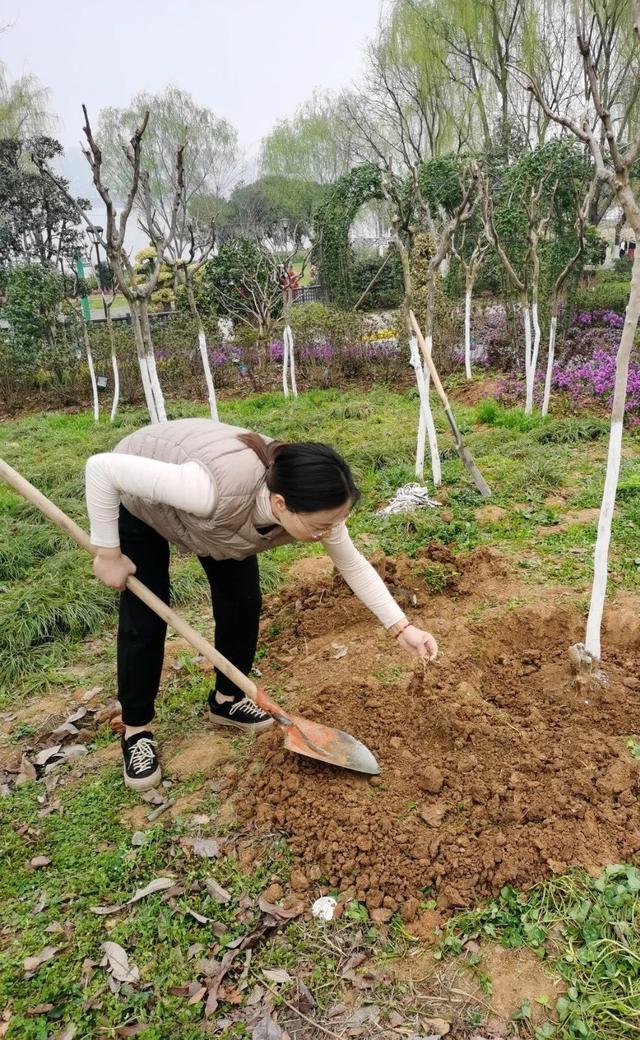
[{"x1": 496, "y1": 312, "x2": 640, "y2": 423}]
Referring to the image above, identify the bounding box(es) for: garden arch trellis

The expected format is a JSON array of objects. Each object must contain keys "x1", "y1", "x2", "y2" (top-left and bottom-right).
[{"x1": 314, "y1": 163, "x2": 386, "y2": 308}]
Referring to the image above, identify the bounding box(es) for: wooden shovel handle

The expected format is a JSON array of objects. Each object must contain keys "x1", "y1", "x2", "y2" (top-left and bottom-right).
[{"x1": 0, "y1": 456, "x2": 259, "y2": 702}]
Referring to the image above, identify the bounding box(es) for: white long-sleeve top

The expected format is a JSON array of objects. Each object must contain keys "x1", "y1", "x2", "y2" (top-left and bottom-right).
[{"x1": 85, "y1": 453, "x2": 406, "y2": 629}]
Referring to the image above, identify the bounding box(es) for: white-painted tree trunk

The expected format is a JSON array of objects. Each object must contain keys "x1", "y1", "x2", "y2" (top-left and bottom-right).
[
  {"x1": 81, "y1": 320, "x2": 99, "y2": 423},
  {"x1": 106, "y1": 312, "x2": 119, "y2": 423},
  {"x1": 282, "y1": 328, "x2": 290, "y2": 398},
  {"x1": 522, "y1": 305, "x2": 534, "y2": 415},
  {"x1": 130, "y1": 305, "x2": 160, "y2": 423},
  {"x1": 585, "y1": 251, "x2": 640, "y2": 660},
  {"x1": 197, "y1": 326, "x2": 219, "y2": 420},
  {"x1": 528, "y1": 300, "x2": 542, "y2": 412},
  {"x1": 138, "y1": 301, "x2": 167, "y2": 422},
  {"x1": 410, "y1": 334, "x2": 441, "y2": 486},
  {"x1": 464, "y1": 286, "x2": 473, "y2": 380},
  {"x1": 110, "y1": 349, "x2": 120, "y2": 423},
  {"x1": 146, "y1": 350, "x2": 167, "y2": 423},
  {"x1": 541, "y1": 313, "x2": 557, "y2": 417},
  {"x1": 287, "y1": 326, "x2": 298, "y2": 398},
  {"x1": 282, "y1": 325, "x2": 298, "y2": 399}
]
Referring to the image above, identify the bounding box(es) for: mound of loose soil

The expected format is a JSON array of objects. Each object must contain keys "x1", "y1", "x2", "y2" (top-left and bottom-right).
[{"x1": 233, "y1": 555, "x2": 640, "y2": 918}]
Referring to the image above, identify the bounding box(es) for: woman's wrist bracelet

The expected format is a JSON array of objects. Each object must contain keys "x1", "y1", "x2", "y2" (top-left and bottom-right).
[{"x1": 388, "y1": 619, "x2": 410, "y2": 639}]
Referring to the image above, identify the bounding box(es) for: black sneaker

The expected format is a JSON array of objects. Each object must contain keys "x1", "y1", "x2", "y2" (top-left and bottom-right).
[
  {"x1": 121, "y1": 730, "x2": 161, "y2": 791},
  {"x1": 208, "y1": 693, "x2": 273, "y2": 733}
]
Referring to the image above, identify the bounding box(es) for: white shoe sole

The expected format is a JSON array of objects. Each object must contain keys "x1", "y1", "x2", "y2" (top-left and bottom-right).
[
  {"x1": 123, "y1": 765, "x2": 162, "y2": 792},
  {"x1": 207, "y1": 708, "x2": 274, "y2": 734}
]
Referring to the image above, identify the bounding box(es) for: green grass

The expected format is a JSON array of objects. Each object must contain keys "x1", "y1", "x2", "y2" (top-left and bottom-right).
[
  {"x1": 88, "y1": 293, "x2": 128, "y2": 311},
  {"x1": 0, "y1": 768, "x2": 292, "y2": 1039},
  {"x1": 442, "y1": 865, "x2": 640, "y2": 1039}
]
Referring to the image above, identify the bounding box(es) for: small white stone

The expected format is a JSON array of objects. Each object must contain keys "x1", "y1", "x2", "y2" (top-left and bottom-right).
[{"x1": 311, "y1": 896, "x2": 337, "y2": 922}]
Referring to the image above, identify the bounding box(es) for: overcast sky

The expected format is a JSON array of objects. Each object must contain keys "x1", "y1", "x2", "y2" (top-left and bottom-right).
[{"x1": 2, "y1": 0, "x2": 382, "y2": 159}]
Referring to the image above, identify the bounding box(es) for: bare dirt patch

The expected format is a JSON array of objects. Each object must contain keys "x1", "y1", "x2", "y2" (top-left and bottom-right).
[
  {"x1": 450, "y1": 377, "x2": 501, "y2": 406},
  {"x1": 480, "y1": 944, "x2": 564, "y2": 1030},
  {"x1": 164, "y1": 731, "x2": 236, "y2": 779},
  {"x1": 216, "y1": 550, "x2": 640, "y2": 916}
]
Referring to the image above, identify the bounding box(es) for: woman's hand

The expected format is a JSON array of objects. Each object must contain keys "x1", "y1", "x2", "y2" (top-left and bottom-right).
[
  {"x1": 93, "y1": 547, "x2": 136, "y2": 590},
  {"x1": 397, "y1": 625, "x2": 438, "y2": 660}
]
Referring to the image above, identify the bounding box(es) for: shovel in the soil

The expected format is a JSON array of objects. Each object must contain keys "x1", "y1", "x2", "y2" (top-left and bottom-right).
[{"x1": 0, "y1": 458, "x2": 380, "y2": 775}]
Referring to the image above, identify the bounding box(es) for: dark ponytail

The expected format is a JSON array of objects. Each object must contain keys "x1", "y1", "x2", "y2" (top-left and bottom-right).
[{"x1": 239, "y1": 432, "x2": 360, "y2": 513}]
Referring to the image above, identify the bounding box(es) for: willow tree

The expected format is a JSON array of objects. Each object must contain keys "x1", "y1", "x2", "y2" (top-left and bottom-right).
[{"x1": 526, "y1": 0, "x2": 640, "y2": 668}]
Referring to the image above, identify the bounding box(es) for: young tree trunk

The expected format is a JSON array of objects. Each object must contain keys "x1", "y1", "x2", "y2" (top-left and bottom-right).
[
  {"x1": 106, "y1": 308, "x2": 120, "y2": 423},
  {"x1": 541, "y1": 306, "x2": 558, "y2": 417},
  {"x1": 81, "y1": 319, "x2": 100, "y2": 423},
  {"x1": 585, "y1": 249, "x2": 640, "y2": 660},
  {"x1": 282, "y1": 326, "x2": 290, "y2": 399},
  {"x1": 139, "y1": 299, "x2": 167, "y2": 422},
  {"x1": 410, "y1": 334, "x2": 442, "y2": 486},
  {"x1": 522, "y1": 302, "x2": 534, "y2": 414},
  {"x1": 283, "y1": 324, "x2": 298, "y2": 398},
  {"x1": 464, "y1": 278, "x2": 473, "y2": 380},
  {"x1": 530, "y1": 298, "x2": 542, "y2": 411},
  {"x1": 130, "y1": 302, "x2": 160, "y2": 423},
  {"x1": 186, "y1": 282, "x2": 218, "y2": 420}
]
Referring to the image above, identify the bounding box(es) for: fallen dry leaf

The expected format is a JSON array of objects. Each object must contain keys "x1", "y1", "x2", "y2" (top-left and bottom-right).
[
  {"x1": 205, "y1": 877, "x2": 231, "y2": 903},
  {"x1": 19, "y1": 754, "x2": 37, "y2": 780},
  {"x1": 187, "y1": 985, "x2": 207, "y2": 1005},
  {"x1": 251, "y1": 1015, "x2": 283, "y2": 1040},
  {"x1": 332, "y1": 643, "x2": 348, "y2": 659},
  {"x1": 52, "y1": 722, "x2": 78, "y2": 740},
  {"x1": 115, "y1": 1025, "x2": 147, "y2": 1037},
  {"x1": 341, "y1": 952, "x2": 367, "y2": 975},
  {"x1": 45, "y1": 921, "x2": 66, "y2": 935},
  {"x1": 182, "y1": 836, "x2": 220, "y2": 859},
  {"x1": 23, "y1": 945, "x2": 60, "y2": 977},
  {"x1": 101, "y1": 942, "x2": 140, "y2": 985},
  {"x1": 185, "y1": 908, "x2": 210, "y2": 924},
  {"x1": 25, "y1": 1003, "x2": 54, "y2": 1016},
  {"x1": 258, "y1": 894, "x2": 304, "y2": 920},
  {"x1": 66, "y1": 707, "x2": 88, "y2": 725},
  {"x1": 33, "y1": 892, "x2": 49, "y2": 913},
  {"x1": 34, "y1": 745, "x2": 63, "y2": 767},
  {"x1": 187, "y1": 942, "x2": 205, "y2": 960},
  {"x1": 82, "y1": 685, "x2": 103, "y2": 701},
  {"x1": 204, "y1": 950, "x2": 239, "y2": 1016},
  {"x1": 262, "y1": 968, "x2": 292, "y2": 985},
  {"x1": 91, "y1": 877, "x2": 175, "y2": 915},
  {"x1": 296, "y1": 979, "x2": 315, "y2": 1013},
  {"x1": 61, "y1": 744, "x2": 88, "y2": 760}
]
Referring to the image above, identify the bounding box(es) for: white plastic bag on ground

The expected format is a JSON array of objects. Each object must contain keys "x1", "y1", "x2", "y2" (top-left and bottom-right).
[{"x1": 377, "y1": 483, "x2": 441, "y2": 516}]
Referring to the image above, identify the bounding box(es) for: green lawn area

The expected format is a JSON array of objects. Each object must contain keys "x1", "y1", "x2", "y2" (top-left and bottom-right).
[
  {"x1": 1, "y1": 386, "x2": 640, "y2": 1038},
  {"x1": 88, "y1": 293, "x2": 129, "y2": 311}
]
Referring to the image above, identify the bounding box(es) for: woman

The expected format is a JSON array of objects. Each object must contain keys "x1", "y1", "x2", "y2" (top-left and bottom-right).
[{"x1": 86, "y1": 418, "x2": 438, "y2": 791}]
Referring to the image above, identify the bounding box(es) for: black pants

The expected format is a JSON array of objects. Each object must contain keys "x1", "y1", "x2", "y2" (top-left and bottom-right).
[{"x1": 117, "y1": 507, "x2": 262, "y2": 727}]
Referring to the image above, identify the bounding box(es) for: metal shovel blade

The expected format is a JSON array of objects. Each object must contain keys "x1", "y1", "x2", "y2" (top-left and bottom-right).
[
  {"x1": 255, "y1": 688, "x2": 380, "y2": 775},
  {"x1": 283, "y1": 718, "x2": 380, "y2": 774}
]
